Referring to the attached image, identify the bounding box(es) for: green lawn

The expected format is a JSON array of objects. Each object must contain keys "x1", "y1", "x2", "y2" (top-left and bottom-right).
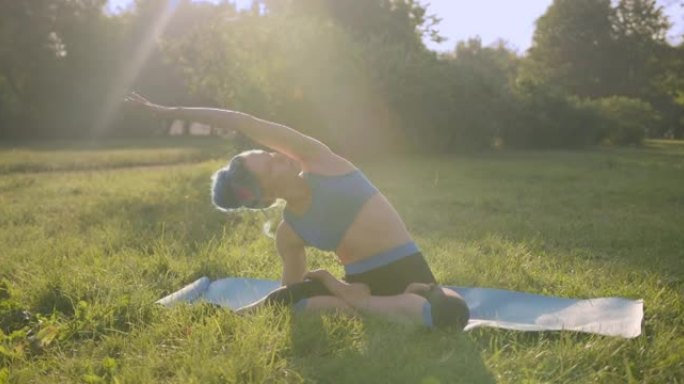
[{"x1": 1, "y1": 139, "x2": 683, "y2": 383}]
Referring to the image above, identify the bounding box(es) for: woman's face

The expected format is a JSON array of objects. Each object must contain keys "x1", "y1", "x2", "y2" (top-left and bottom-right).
[{"x1": 241, "y1": 150, "x2": 300, "y2": 201}]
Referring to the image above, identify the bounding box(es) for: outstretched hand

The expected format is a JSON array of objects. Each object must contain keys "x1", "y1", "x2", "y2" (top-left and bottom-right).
[
  {"x1": 123, "y1": 92, "x2": 170, "y2": 116},
  {"x1": 123, "y1": 93, "x2": 243, "y2": 139}
]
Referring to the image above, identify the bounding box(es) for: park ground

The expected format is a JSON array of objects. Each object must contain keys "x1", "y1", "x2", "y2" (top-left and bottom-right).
[{"x1": 0, "y1": 139, "x2": 683, "y2": 383}]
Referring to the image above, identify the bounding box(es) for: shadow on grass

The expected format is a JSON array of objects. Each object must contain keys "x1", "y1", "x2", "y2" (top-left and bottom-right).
[
  {"x1": 74, "y1": 168, "x2": 249, "y2": 270},
  {"x1": 78, "y1": 180, "x2": 233, "y2": 251},
  {"x1": 289, "y1": 315, "x2": 495, "y2": 384}
]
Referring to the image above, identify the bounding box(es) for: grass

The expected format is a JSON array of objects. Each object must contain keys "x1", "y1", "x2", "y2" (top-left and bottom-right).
[
  {"x1": 1, "y1": 138, "x2": 683, "y2": 383},
  {"x1": 0, "y1": 138, "x2": 229, "y2": 174}
]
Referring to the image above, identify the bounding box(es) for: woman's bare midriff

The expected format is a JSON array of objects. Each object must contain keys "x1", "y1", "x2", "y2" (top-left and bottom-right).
[{"x1": 335, "y1": 193, "x2": 414, "y2": 265}]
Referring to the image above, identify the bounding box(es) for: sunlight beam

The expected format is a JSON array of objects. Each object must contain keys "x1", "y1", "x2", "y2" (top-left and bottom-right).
[{"x1": 93, "y1": 0, "x2": 180, "y2": 137}]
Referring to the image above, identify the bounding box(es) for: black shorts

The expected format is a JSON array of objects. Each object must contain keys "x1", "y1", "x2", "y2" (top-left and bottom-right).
[
  {"x1": 344, "y1": 252, "x2": 437, "y2": 295},
  {"x1": 263, "y1": 252, "x2": 437, "y2": 306}
]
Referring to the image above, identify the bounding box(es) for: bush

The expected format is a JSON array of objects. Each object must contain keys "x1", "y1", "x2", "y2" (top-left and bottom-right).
[
  {"x1": 500, "y1": 83, "x2": 602, "y2": 149},
  {"x1": 588, "y1": 96, "x2": 661, "y2": 145}
]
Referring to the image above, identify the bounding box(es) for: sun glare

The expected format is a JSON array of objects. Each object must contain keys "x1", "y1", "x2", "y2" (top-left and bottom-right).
[{"x1": 93, "y1": 1, "x2": 180, "y2": 137}]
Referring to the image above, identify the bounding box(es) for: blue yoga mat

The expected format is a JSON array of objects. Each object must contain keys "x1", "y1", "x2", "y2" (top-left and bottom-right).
[{"x1": 157, "y1": 277, "x2": 643, "y2": 338}]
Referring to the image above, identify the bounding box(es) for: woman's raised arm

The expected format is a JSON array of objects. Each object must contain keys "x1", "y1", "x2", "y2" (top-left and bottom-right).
[{"x1": 124, "y1": 92, "x2": 331, "y2": 163}]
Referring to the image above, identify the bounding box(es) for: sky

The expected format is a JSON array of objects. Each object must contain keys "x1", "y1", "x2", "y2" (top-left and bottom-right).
[{"x1": 108, "y1": 0, "x2": 684, "y2": 53}]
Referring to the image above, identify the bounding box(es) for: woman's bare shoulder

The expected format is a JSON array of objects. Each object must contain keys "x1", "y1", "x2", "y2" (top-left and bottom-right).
[{"x1": 302, "y1": 150, "x2": 357, "y2": 175}]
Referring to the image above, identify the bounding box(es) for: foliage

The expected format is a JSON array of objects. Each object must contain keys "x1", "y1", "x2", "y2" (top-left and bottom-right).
[
  {"x1": 499, "y1": 82, "x2": 602, "y2": 149},
  {"x1": 0, "y1": 0, "x2": 113, "y2": 137},
  {"x1": 1, "y1": 0, "x2": 683, "y2": 147},
  {"x1": 612, "y1": 0, "x2": 671, "y2": 99},
  {"x1": 525, "y1": 0, "x2": 671, "y2": 98},
  {"x1": 589, "y1": 96, "x2": 661, "y2": 145},
  {"x1": 523, "y1": 0, "x2": 683, "y2": 140},
  {"x1": 441, "y1": 39, "x2": 520, "y2": 150},
  {"x1": 525, "y1": 0, "x2": 617, "y2": 98},
  {"x1": 262, "y1": 0, "x2": 442, "y2": 46}
]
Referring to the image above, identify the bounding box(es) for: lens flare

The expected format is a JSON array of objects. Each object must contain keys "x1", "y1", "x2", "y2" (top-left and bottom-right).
[{"x1": 93, "y1": 0, "x2": 180, "y2": 137}]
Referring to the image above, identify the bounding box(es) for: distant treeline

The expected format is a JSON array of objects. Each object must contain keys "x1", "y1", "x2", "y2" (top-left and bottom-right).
[{"x1": 1, "y1": 0, "x2": 683, "y2": 153}]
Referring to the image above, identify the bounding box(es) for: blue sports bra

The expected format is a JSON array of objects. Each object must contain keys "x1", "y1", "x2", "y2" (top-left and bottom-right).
[{"x1": 283, "y1": 170, "x2": 379, "y2": 251}]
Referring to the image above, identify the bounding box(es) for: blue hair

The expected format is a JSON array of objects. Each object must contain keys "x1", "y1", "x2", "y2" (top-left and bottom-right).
[{"x1": 210, "y1": 156, "x2": 262, "y2": 211}]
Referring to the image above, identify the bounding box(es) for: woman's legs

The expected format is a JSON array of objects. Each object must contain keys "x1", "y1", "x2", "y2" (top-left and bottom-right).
[
  {"x1": 296, "y1": 293, "x2": 427, "y2": 327},
  {"x1": 307, "y1": 270, "x2": 470, "y2": 329},
  {"x1": 237, "y1": 270, "x2": 469, "y2": 330},
  {"x1": 236, "y1": 279, "x2": 332, "y2": 314},
  {"x1": 235, "y1": 278, "x2": 368, "y2": 314},
  {"x1": 305, "y1": 269, "x2": 427, "y2": 325}
]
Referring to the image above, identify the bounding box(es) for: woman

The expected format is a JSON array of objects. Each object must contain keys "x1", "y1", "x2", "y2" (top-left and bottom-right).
[{"x1": 125, "y1": 93, "x2": 469, "y2": 329}]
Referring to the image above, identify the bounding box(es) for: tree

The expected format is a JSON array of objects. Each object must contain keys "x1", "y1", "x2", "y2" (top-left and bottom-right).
[
  {"x1": 0, "y1": 0, "x2": 67, "y2": 137},
  {"x1": 259, "y1": 0, "x2": 441, "y2": 46},
  {"x1": 611, "y1": 0, "x2": 682, "y2": 138},
  {"x1": 523, "y1": 0, "x2": 682, "y2": 140},
  {"x1": 610, "y1": 0, "x2": 671, "y2": 98},
  {"x1": 0, "y1": 0, "x2": 113, "y2": 138},
  {"x1": 436, "y1": 38, "x2": 519, "y2": 150},
  {"x1": 525, "y1": 0, "x2": 617, "y2": 98},
  {"x1": 164, "y1": 0, "x2": 458, "y2": 155}
]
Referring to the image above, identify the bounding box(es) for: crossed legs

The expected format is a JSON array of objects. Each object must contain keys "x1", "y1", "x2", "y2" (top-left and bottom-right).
[{"x1": 241, "y1": 269, "x2": 469, "y2": 329}]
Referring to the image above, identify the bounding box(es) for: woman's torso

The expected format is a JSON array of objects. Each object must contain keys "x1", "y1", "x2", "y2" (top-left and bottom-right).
[
  {"x1": 334, "y1": 192, "x2": 413, "y2": 264},
  {"x1": 284, "y1": 155, "x2": 413, "y2": 265}
]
